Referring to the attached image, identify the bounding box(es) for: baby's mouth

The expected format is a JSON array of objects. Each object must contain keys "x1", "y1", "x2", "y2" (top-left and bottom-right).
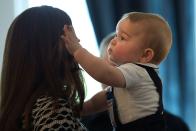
[{"x1": 107, "y1": 48, "x2": 112, "y2": 55}]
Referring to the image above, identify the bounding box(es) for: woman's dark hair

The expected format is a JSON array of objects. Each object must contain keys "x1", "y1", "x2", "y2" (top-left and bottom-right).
[{"x1": 0, "y1": 5, "x2": 85, "y2": 130}]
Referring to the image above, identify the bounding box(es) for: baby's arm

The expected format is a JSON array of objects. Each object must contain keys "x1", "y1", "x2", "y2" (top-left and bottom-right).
[
  {"x1": 81, "y1": 90, "x2": 108, "y2": 116},
  {"x1": 62, "y1": 25, "x2": 125, "y2": 87}
]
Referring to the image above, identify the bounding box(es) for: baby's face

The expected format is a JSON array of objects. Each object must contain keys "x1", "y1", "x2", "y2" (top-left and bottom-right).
[{"x1": 107, "y1": 18, "x2": 147, "y2": 65}]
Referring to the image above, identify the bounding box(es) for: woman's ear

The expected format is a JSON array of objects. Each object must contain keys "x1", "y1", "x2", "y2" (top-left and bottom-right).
[{"x1": 140, "y1": 48, "x2": 154, "y2": 63}]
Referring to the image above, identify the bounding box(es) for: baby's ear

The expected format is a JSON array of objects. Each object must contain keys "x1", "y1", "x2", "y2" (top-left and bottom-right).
[{"x1": 140, "y1": 48, "x2": 154, "y2": 63}]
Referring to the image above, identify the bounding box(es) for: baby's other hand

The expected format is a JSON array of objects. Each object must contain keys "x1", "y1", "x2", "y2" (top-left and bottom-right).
[{"x1": 61, "y1": 25, "x2": 82, "y2": 55}]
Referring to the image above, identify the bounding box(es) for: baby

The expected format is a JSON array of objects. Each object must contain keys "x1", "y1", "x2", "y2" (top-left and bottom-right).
[{"x1": 62, "y1": 12, "x2": 172, "y2": 131}]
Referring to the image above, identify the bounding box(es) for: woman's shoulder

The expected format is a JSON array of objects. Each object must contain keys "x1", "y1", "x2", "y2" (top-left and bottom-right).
[
  {"x1": 31, "y1": 96, "x2": 87, "y2": 131},
  {"x1": 32, "y1": 96, "x2": 71, "y2": 113}
]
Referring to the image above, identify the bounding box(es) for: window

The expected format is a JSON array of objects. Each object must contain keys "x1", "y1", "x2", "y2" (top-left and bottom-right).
[{"x1": 28, "y1": 0, "x2": 102, "y2": 100}]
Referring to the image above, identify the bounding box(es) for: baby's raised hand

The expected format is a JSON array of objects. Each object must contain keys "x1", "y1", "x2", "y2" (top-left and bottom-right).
[{"x1": 61, "y1": 25, "x2": 82, "y2": 55}]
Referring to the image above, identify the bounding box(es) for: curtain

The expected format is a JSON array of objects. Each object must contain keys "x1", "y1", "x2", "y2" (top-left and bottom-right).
[{"x1": 86, "y1": 0, "x2": 196, "y2": 130}]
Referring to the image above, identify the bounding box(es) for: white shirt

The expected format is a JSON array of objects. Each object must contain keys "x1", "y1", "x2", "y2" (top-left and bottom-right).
[{"x1": 113, "y1": 63, "x2": 160, "y2": 124}]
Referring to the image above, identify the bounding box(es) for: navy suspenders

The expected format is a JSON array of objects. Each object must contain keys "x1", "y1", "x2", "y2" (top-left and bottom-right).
[
  {"x1": 135, "y1": 64, "x2": 164, "y2": 115},
  {"x1": 107, "y1": 64, "x2": 165, "y2": 131}
]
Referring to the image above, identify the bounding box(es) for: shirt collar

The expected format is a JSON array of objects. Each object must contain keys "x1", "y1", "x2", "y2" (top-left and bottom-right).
[{"x1": 136, "y1": 62, "x2": 159, "y2": 69}]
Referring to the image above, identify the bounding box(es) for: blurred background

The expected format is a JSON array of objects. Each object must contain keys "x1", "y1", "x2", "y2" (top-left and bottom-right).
[{"x1": 0, "y1": 0, "x2": 195, "y2": 130}]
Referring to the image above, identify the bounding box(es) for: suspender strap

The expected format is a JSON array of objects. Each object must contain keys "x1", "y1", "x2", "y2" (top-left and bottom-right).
[
  {"x1": 136, "y1": 64, "x2": 164, "y2": 114},
  {"x1": 112, "y1": 87, "x2": 121, "y2": 127},
  {"x1": 111, "y1": 64, "x2": 164, "y2": 128}
]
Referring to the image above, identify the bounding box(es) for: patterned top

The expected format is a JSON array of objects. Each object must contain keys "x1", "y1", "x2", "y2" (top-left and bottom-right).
[{"x1": 31, "y1": 96, "x2": 87, "y2": 131}]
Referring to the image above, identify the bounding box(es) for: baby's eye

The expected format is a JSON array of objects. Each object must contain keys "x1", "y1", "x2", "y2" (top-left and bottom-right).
[{"x1": 119, "y1": 36, "x2": 125, "y2": 40}]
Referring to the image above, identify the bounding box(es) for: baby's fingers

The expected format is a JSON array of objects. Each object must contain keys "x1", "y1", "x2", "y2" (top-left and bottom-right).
[{"x1": 63, "y1": 25, "x2": 80, "y2": 42}]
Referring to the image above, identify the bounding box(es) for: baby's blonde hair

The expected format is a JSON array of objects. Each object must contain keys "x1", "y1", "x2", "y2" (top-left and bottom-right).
[{"x1": 122, "y1": 12, "x2": 172, "y2": 64}]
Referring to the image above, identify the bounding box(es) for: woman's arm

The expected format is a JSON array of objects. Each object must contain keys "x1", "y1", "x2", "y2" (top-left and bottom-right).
[{"x1": 81, "y1": 90, "x2": 108, "y2": 116}]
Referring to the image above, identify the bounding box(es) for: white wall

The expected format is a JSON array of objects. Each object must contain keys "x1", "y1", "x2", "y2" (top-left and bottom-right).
[
  {"x1": 0, "y1": 0, "x2": 14, "y2": 70},
  {"x1": 0, "y1": 0, "x2": 28, "y2": 71}
]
